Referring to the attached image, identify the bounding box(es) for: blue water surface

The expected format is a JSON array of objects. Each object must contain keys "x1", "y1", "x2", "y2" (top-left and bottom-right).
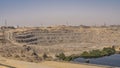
[{"x1": 73, "y1": 54, "x2": 120, "y2": 67}]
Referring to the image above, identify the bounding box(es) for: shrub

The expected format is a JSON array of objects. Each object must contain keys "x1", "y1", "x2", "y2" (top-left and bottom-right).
[
  {"x1": 80, "y1": 51, "x2": 90, "y2": 58},
  {"x1": 80, "y1": 47, "x2": 116, "y2": 58},
  {"x1": 56, "y1": 52, "x2": 66, "y2": 60}
]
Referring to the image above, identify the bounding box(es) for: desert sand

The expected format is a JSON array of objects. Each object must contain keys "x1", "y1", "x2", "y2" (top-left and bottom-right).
[
  {"x1": 0, "y1": 66, "x2": 7, "y2": 68},
  {"x1": 0, "y1": 56, "x2": 112, "y2": 68}
]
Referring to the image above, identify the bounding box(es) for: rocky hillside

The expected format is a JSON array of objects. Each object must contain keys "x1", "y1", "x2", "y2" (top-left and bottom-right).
[
  {"x1": 0, "y1": 25, "x2": 120, "y2": 62},
  {"x1": 0, "y1": 43, "x2": 42, "y2": 62}
]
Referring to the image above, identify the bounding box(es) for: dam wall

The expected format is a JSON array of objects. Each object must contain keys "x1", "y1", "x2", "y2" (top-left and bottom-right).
[{"x1": 3, "y1": 25, "x2": 120, "y2": 46}]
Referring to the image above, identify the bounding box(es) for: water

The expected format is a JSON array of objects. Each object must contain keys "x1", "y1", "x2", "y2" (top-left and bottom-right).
[{"x1": 73, "y1": 54, "x2": 120, "y2": 67}]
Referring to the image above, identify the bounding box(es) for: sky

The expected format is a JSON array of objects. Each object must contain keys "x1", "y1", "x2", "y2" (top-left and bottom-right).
[{"x1": 0, "y1": 0, "x2": 120, "y2": 26}]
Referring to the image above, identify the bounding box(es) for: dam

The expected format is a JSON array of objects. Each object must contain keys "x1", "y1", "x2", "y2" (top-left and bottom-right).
[
  {"x1": 1, "y1": 25, "x2": 120, "y2": 46},
  {"x1": 0, "y1": 25, "x2": 120, "y2": 56}
]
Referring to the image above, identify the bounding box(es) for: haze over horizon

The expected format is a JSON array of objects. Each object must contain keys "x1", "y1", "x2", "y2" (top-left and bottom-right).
[{"x1": 0, "y1": 0, "x2": 120, "y2": 26}]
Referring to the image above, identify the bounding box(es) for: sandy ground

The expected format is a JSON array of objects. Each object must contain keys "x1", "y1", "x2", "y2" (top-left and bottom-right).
[
  {"x1": 0, "y1": 66, "x2": 7, "y2": 68},
  {"x1": 41, "y1": 61, "x2": 110, "y2": 68},
  {"x1": 0, "y1": 57, "x2": 110, "y2": 68}
]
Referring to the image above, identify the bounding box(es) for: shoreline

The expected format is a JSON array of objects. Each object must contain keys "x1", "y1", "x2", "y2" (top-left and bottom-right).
[
  {"x1": 0, "y1": 56, "x2": 115, "y2": 68},
  {"x1": 72, "y1": 54, "x2": 120, "y2": 68},
  {"x1": 53, "y1": 60, "x2": 115, "y2": 68}
]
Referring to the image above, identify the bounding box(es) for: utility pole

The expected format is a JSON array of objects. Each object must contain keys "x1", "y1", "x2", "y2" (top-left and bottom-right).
[
  {"x1": 66, "y1": 21, "x2": 69, "y2": 26},
  {"x1": 2, "y1": 19, "x2": 7, "y2": 45},
  {"x1": 104, "y1": 22, "x2": 106, "y2": 27},
  {"x1": 5, "y1": 19, "x2": 7, "y2": 27}
]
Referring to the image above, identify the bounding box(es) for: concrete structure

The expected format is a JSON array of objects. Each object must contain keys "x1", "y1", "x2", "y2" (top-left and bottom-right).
[{"x1": 1, "y1": 25, "x2": 120, "y2": 46}]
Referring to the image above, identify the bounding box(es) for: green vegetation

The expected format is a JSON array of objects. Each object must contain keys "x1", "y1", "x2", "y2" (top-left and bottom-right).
[
  {"x1": 56, "y1": 52, "x2": 66, "y2": 60},
  {"x1": 56, "y1": 53, "x2": 81, "y2": 61},
  {"x1": 56, "y1": 47, "x2": 116, "y2": 61},
  {"x1": 81, "y1": 47, "x2": 115, "y2": 58}
]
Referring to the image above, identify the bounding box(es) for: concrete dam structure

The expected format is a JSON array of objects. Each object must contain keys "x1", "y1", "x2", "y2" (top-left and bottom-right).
[{"x1": 2, "y1": 25, "x2": 120, "y2": 46}]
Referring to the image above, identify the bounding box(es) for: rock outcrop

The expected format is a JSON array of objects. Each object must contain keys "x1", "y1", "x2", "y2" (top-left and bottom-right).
[{"x1": 0, "y1": 44, "x2": 42, "y2": 62}]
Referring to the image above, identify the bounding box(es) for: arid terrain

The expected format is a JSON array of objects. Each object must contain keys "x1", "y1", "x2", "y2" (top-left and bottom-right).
[
  {"x1": 0, "y1": 0, "x2": 120, "y2": 67},
  {"x1": 0, "y1": 25, "x2": 120, "y2": 68},
  {"x1": 0, "y1": 56, "x2": 112, "y2": 68}
]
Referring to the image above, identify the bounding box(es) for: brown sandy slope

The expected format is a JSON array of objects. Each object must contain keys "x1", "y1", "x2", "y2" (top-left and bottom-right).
[
  {"x1": 0, "y1": 66, "x2": 7, "y2": 68},
  {"x1": 41, "y1": 61, "x2": 111, "y2": 68},
  {"x1": 0, "y1": 56, "x2": 110, "y2": 68}
]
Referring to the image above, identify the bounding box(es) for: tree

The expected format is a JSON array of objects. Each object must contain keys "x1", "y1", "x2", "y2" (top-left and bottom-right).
[
  {"x1": 81, "y1": 51, "x2": 90, "y2": 58},
  {"x1": 80, "y1": 47, "x2": 116, "y2": 58},
  {"x1": 103, "y1": 47, "x2": 115, "y2": 55}
]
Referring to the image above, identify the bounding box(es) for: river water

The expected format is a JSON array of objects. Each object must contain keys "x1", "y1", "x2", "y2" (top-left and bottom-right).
[{"x1": 73, "y1": 54, "x2": 120, "y2": 67}]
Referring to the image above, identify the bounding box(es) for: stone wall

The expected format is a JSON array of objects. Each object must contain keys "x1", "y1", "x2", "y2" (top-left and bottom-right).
[{"x1": 5, "y1": 26, "x2": 120, "y2": 46}]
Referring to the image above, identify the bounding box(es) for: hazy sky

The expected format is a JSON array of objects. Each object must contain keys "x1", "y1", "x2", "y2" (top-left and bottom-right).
[{"x1": 0, "y1": 0, "x2": 120, "y2": 26}]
